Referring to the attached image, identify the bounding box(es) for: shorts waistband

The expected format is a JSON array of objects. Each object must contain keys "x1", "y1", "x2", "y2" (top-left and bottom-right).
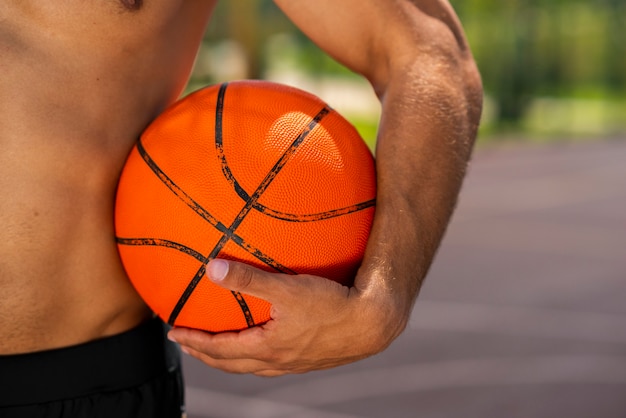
[{"x1": 0, "y1": 317, "x2": 176, "y2": 407}]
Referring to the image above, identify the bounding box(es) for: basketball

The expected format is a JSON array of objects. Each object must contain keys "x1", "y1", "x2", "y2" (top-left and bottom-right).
[{"x1": 115, "y1": 80, "x2": 376, "y2": 333}]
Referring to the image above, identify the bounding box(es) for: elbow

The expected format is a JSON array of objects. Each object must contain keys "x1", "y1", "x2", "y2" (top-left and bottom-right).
[
  {"x1": 384, "y1": 31, "x2": 484, "y2": 142},
  {"x1": 381, "y1": 50, "x2": 482, "y2": 134},
  {"x1": 370, "y1": 2, "x2": 483, "y2": 128},
  {"x1": 457, "y1": 56, "x2": 484, "y2": 142}
]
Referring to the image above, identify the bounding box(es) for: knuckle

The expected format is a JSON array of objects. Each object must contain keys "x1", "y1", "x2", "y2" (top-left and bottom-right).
[{"x1": 235, "y1": 263, "x2": 255, "y2": 290}]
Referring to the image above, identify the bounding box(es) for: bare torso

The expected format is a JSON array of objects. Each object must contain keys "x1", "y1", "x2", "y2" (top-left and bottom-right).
[{"x1": 0, "y1": 0, "x2": 216, "y2": 354}]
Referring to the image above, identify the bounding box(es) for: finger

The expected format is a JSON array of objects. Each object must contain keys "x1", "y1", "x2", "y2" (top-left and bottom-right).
[
  {"x1": 206, "y1": 258, "x2": 292, "y2": 302},
  {"x1": 172, "y1": 329, "x2": 291, "y2": 376},
  {"x1": 182, "y1": 340, "x2": 359, "y2": 376},
  {"x1": 168, "y1": 326, "x2": 270, "y2": 360},
  {"x1": 179, "y1": 344, "x2": 285, "y2": 376}
]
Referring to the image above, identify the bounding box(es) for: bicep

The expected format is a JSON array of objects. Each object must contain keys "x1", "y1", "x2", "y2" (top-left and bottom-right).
[{"x1": 272, "y1": 0, "x2": 473, "y2": 93}]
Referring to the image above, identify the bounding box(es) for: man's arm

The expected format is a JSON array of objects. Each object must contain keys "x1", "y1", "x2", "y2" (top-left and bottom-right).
[{"x1": 168, "y1": 0, "x2": 482, "y2": 376}]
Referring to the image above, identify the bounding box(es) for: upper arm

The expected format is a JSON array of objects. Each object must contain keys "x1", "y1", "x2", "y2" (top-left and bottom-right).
[{"x1": 272, "y1": 0, "x2": 480, "y2": 99}]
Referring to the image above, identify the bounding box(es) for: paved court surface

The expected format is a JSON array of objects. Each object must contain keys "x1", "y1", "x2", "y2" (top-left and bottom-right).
[{"x1": 182, "y1": 138, "x2": 626, "y2": 418}]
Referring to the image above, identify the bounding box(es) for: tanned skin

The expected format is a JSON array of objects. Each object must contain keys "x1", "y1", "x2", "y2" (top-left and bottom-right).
[
  {"x1": 1, "y1": 0, "x2": 482, "y2": 376},
  {"x1": 0, "y1": 0, "x2": 216, "y2": 353}
]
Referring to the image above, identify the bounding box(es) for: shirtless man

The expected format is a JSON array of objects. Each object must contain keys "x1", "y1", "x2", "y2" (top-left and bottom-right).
[{"x1": 0, "y1": 0, "x2": 482, "y2": 416}]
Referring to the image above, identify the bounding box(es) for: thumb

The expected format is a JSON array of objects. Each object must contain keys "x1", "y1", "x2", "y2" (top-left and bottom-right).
[{"x1": 206, "y1": 258, "x2": 287, "y2": 301}]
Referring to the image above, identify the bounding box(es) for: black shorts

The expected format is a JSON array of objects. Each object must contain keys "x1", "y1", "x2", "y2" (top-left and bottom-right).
[{"x1": 0, "y1": 317, "x2": 185, "y2": 418}]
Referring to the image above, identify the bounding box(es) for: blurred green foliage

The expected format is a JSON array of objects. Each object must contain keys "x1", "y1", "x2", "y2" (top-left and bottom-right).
[
  {"x1": 455, "y1": 0, "x2": 626, "y2": 138},
  {"x1": 193, "y1": 1, "x2": 626, "y2": 141}
]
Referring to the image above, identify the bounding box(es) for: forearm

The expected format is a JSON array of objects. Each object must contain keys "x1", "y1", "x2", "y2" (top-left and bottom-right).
[
  {"x1": 277, "y1": 0, "x2": 483, "y2": 341},
  {"x1": 359, "y1": 56, "x2": 482, "y2": 323},
  {"x1": 354, "y1": 1, "x2": 484, "y2": 337}
]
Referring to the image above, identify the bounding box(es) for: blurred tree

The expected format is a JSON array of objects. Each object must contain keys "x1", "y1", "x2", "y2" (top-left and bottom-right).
[
  {"x1": 208, "y1": 0, "x2": 297, "y2": 79},
  {"x1": 603, "y1": 0, "x2": 626, "y2": 91},
  {"x1": 224, "y1": 0, "x2": 263, "y2": 79},
  {"x1": 455, "y1": 0, "x2": 541, "y2": 126},
  {"x1": 456, "y1": 0, "x2": 626, "y2": 129}
]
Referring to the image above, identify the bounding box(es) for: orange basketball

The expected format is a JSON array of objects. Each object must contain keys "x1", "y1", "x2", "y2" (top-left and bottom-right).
[{"x1": 115, "y1": 80, "x2": 376, "y2": 333}]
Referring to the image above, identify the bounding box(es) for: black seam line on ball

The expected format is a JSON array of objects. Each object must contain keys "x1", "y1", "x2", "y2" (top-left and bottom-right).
[
  {"x1": 132, "y1": 138, "x2": 289, "y2": 327},
  {"x1": 214, "y1": 82, "x2": 374, "y2": 223},
  {"x1": 215, "y1": 82, "x2": 251, "y2": 202},
  {"x1": 133, "y1": 138, "x2": 294, "y2": 274},
  {"x1": 115, "y1": 238, "x2": 208, "y2": 263},
  {"x1": 136, "y1": 139, "x2": 226, "y2": 231},
  {"x1": 254, "y1": 198, "x2": 376, "y2": 222},
  {"x1": 169, "y1": 96, "x2": 331, "y2": 327}
]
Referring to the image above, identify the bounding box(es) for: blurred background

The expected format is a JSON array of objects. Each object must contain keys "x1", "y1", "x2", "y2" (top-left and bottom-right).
[
  {"x1": 182, "y1": 1, "x2": 626, "y2": 417},
  {"x1": 187, "y1": 0, "x2": 626, "y2": 146}
]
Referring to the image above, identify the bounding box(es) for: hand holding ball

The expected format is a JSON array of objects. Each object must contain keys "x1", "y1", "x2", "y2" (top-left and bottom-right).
[{"x1": 115, "y1": 81, "x2": 376, "y2": 332}]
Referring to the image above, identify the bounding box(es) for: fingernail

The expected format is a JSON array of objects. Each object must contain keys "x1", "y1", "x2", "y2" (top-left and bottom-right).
[
  {"x1": 167, "y1": 331, "x2": 177, "y2": 343},
  {"x1": 207, "y1": 259, "x2": 229, "y2": 282}
]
